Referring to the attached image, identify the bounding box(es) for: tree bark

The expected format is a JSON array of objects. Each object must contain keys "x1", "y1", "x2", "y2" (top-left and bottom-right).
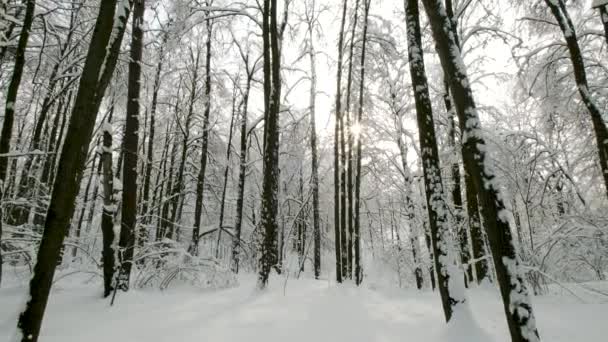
[
  {"x1": 354, "y1": 0, "x2": 370, "y2": 286},
  {"x1": 257, "y1": 0, "x2": 282, "y2": 288},
  {"x1": 422, "y1": 0, "x2": 540, "y2": 339},
  {"x1": 16, "y1": 1, "x2": 132, "y2": 340},
  {"x1": 307, "y1": 12, "x2": 322, "y2": 279},
  {"x1": 344, "y1": 0, "x2": 360, "y2": 280},
  {"x1": 101, "y1": 122, "x2": 117, "y2": 298},
  {"x1": 333, "y1": 0, "x2": 348, "y2": 284},
  {"x1": 405, "y1": 0, "x2": 465, "y2": 321},
  {"x1": 190, "y1": 14, "x2": 213, "y2": 255},
  {"x1": 117, "y1": 0, "x2": 145, "y2": 291}
]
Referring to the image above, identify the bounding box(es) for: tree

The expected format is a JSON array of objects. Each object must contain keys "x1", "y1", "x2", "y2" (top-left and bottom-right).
[
  {"x1": 421, "y1": 0, "x2": 540, "y2": 340},
  {"x1": 117, "y1": 0, "x2": 145, "y2": 291},
  {"x1": 333, "y1": 0, "x2": 348, "y2": 284},
  {"x1": 353, "y1": 0, "x2": 370, "y2": 286},
  {"x1": 16, "y1": 1, "x2": 133, "y2": 340},
  {"x1": 191, "y1": 9, "x2": 214, "y2": 255},
  {"x1": 304, "y1": 0, "x2": 322, "y2": 279},
  {"x1": 231, "y1": 40, "x2": 256, "y2": 273},
  {"x1": 404, "y1": 0, "x2": 465, "y2": 321},
  {"x1": 258, "y1": 0, "x2": 283, "y2": 288}
]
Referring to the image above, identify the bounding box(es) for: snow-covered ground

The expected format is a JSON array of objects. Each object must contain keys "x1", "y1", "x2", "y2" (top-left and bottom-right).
[{"x1": 1, "y1": 274, "x2": 607, "y2": 341}]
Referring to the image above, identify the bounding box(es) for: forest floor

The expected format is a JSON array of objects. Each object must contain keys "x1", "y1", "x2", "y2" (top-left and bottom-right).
[{"x1": 1, "y1": 273, "x2": 607, "y2": 341}]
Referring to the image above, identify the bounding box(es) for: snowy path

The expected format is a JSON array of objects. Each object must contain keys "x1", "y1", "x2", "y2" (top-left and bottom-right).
[{"x1": 1, "y1": 276, "x2": 607, "y2": 341}]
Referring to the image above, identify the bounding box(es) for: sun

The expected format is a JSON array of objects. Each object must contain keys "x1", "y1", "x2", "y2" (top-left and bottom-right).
[{"x1": 351, "y1": 122, "x2": 362, "y2": 138}]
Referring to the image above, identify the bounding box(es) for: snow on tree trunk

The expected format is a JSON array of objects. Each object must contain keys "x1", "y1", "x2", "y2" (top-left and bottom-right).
[
  {"x1": 404, "y1": 0, "x2": 466, "y2": 322},
  {"x1": 421, "y1": 0, "x2": 540, "y2": 340}
]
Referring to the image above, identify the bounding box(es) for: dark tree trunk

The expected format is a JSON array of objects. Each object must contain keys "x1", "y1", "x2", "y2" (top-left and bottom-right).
[
  {"x1": 101, "y1": 122, "x2": 116, "y2": 298},
  {"x1": 422, "y1": 0, "x2": 540, "y2": 339},
  {"x1": 333, "y1": 0, "x2": 348, "y2": 284},
  {"x1": 307, "y1": 19, "x2": 322, "y2": 279},
  {"x1": 344, "y1": 0, "x2": 360, "y2": 281},
  {"x1": 544, "y1": 0, "x2": 608, "y2": 200},
  {"x1": 191, "y1": 15, "x2": 213, "y2": 255},
  {"x1": 0, "y1": 0, "x2": 36, "y2": 287},
  {"x1": 354, "y1": 0, "x2": 370, "y2": 286},
  {"x1": 405, "y1": 0, "x2": 465, "y2": 321},
  {"x1": 258, "y1": 0, "x2": 282, "y2": 288},
  {"x1": 16, "y1": 1, "x2": 133, "y2": 340},
  {"x1": 117, "y1": 0, "x2": 145, "y2": 291}
]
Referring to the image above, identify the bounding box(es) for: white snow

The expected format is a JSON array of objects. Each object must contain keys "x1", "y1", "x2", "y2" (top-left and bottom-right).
[{"x1": 1, "y1": 274, "x2": 606, "y2": 342}]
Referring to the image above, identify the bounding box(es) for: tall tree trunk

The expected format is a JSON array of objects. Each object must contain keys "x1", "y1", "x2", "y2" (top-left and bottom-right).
[
  {"x1": 101, "y1": 122, "x2": 117, "y2": 298},
  {"x1": 405, "y1": 0, "x2": 465, "y2": 321},
  {"x1": 258, "y1": 0, "x2": 282, "y2": 289},
  {"x1": 190, "y1": 15, "x2": 213, "y2": 255},
  {"x1": 422, "y1": 0, "x2": 540, "y2": 339},
  {"x1": 0, "y1": 0, "x2": 36, "y2": 287},
  {"x1": 117, "y1": 0, "x2": 145, "y2": 291},
  {"x1": 354, "y1": 0, "x2": 370, "y2": 286},
  {"x1": 344, "y1": 0, "x2": 360, "y2": 280},
  {"x1": 231, "y1": 61, "x2": 252, "y2": 272},
  {"x1": 545, "y1": 0, "x2": 608, "y2": 199},
  {"x1": 333, "y1": 0, "x2": 348, "y2": 284},
  {"x1": 16, "y1": 1, "x2": 133, "y2": 340},
  {"x1": 307, "y1": 14, "x2": 322, "y2": 279}
]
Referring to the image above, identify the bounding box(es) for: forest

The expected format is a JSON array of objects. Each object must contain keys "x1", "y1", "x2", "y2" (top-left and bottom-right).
[{"x1": 0, "y1": 0, "x2": 607, "y2": 341}]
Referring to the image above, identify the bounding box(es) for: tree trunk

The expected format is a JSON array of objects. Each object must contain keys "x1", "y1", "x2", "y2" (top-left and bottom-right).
[
  {"x1": 405, "y1": 0, "x2": 465, "y2": 321},
  {"x1": 344, "y1": 0, "x2": 360, "y2": 281},
  {"x1": 16, "y1": 1, "x2": 132, "y2": 340},
  {"x1": 231, "y1": 62, "x2": 253, "y2": 272},
  {"x1": 307, "y1": 15, "x2": 322, "y2": 279},
  {"x1": 257, "y1": 0, "x2": 282, "y2": 289},
  {"x1": 101, "y1": 122, "x2": 117, "y2": 298},
  {"x1": 333, "y1": 0, "x2": 348, "y2": 284},
  {"x1": 354, "y1": 0, "x2": 370, "y2": 286},
  {"x1": 422, "y1": 0, "x2": 540, "y2": 339},
  {"x1": 117, "y1": 0, "x2": 145, "y2": 291},
  {"x1": 190, "y1": 15, "x2": 213, "y2": 255}
]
